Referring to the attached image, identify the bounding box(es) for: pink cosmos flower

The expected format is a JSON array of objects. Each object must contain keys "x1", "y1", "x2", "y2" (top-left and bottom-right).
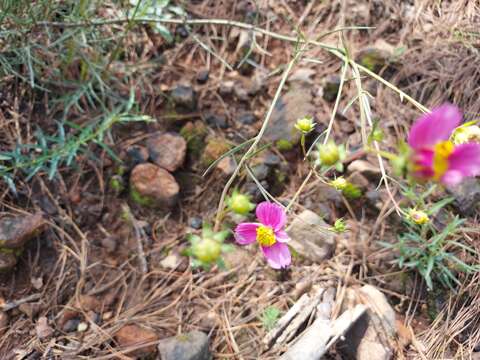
[
  {"x1": 234, "y1": 202, "x2": 291, "y2": 269},
  {"x1": 408, "y1": 103, "x2": 480, "y2": 186}
]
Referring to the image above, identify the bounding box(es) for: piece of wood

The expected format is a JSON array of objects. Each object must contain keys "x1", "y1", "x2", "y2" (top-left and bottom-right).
[
  {"x1": 263, "y1": 293, "x2": 311, "y2": 347},
  {"x1": 280, "y1": 304, "x2": 367, "y2": 360}
]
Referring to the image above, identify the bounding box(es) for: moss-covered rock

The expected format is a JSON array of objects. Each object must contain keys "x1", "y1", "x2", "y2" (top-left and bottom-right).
[{"x1": 201, "y1": 137, "x2": 231, "y2": 167}]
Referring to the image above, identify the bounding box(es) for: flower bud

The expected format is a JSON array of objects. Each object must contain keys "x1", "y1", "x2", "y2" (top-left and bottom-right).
[
  {"x1": 294, "y1": 117, "x2": 315, "y2": 134},
  {"x1": 318, "y1": 141, "x2": 340, "y2": 166},
  {"x1": 227, "y1": 192, "x2": 255, "y2": 215},
  {"x1": 193, "y1": 238, "x2": 222, "y2": 263},
  {"x1": 333, "y1": 218, "x2": 347, "y2": 233},
  {"x1": 408, "y1": 209, "x2": 429, "y2": 225},
  {"x1": 330, "y1": 177, "x2": 348, "y2": 190},
  {"x1": 453, "y1": 125, "x2": 480, "y2": 145}
]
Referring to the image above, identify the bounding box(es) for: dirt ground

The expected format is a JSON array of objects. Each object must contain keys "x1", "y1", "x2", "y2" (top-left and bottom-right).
[{"x1": 1, "y1": 0, "x2": 480, "y2": 359}]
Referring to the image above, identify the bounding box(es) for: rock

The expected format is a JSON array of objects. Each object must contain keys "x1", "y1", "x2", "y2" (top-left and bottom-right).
[
  {"x1": 201, "y1": 138, "x2": 230, "y2": 167},
  {"x1": 126, "y1": 145, "x2": 149, "y2": 167},
  {"x1": 171, "y1": 85, "x2": 196, "y2": 111},
  {"x1": 216, "y1": 157, "x2": 236, "y2": 176},
  {"x1": 188, "y1": 217, "x2": 202, "y2": 229},
  {"x1": 236, "y1": 112, "x2": 256, "y2": 125},
  {"x1": 339, "y1": 285, "x2": 396, "y2": 360},
  {"x1": 0, "y1": 252, "x2": 17, "y2": 272},
  {"x1": 101, "y1": 235, "x2": 118, "y2": 253},
  {"x1": 219, "y1": 81, "x2": 234, "y2": 96},
  {"x1": 205, "y1": 114, "x2": 228, "y2": 129},
  {"x1": 264, "y1": 82, "x2": 315, "y2": 145},
  {"x1": 77, "y1": 322, "x2": 89, "y2": 332},
  {"x1": 115, "y1": 324, "x2": 159, "y2": 358},
  {"x1": 147, "y1": 132, "x2": 187, "y2": 172},
  {"x1": 233, "y1": 83, "x2": 249, "y2": 101},
  {"x1": 0, "y1": 213, "x2": 46, "y2": 249},
  {"x1": 287, "y1": 210, "x2": 335, "y2": 262},
  {"x1": 157, "y1": 331, "x2": 210, "y2": 360},
  {"x1": 160, "y1": 254, "x2": 181, "y2": 269},
  {"x1": 448, "y1": 178, "x2": 480, "y2": 216},
  {"x1": 0, "y1": 312, "x2": 8, "y2": 336},
  {"x1": 63, "y1": 318, "x2": 81, "y2": 333},
  {"x1": 180, "y1": 121, "x2": 207, "y2": 155},
  {"x1": 175, "y1": 25, "x2": 189, "y2": 39},
  {"x1": 36, "y1": 316, "x2": 54, "y2": 340},
  {"x1": 251, "y1": 164, "x2": 269, "y2": 181},
  {"x1": 321, "y1": 75, "x2": 341, "y2": 102},
  {"x1": 348, "y1": 160, "x2": 381, "y2": 180},
  {"x1": 196, "y1": 69, "x2": 209, "y2": 84},
  {"x1": 130, "y1": 164, "x2": 180, "y2": 208},
  {"x1": 264, "y1": 153, "x2": 281, "y2": 166}
]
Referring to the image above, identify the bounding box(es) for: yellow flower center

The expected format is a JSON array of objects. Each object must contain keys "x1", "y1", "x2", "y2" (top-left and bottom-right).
[
  {"x1": 432, "y1": 141, "x2": 454, "y2": 180},
  {"x1": 256, "y1": 226, "x2": 276, "y2": 247}
]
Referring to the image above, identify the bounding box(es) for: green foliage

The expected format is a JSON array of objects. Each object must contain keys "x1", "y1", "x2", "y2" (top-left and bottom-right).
[
  {"x1": 0, "y1": 92, "x2": 153, "y2": 194},
  {"x1": 260, "y1": 306, "x2": 281, "y2": 331},
  {"x1": 381, "y1": 215, "x2": 480, "y2": 290},
  {"x1": 128, "y1": 0, "x2": 186, "y2": 43}
]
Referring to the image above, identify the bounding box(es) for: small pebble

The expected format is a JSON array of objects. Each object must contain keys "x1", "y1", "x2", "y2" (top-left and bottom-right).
[
  {"x1": 189, "y1": 217, "x2": 202, "y2": 229},
  {"x1": 63, "y1": 319, "x2": 81, "y2": 333},
  {"x1": 205, "y1": 114, "x2": 228, "y2": 129},
  {"x1": 77, "y1": 322, "x2": 89, "y2": 332},
  {"x1": 196, "y1": 69, "x2": 209, "y2": 84},
  {"x1": 236, "y1": 112, "x2": 256, "y2": 125},
  {"x1": 102, "y1": 311, "x2": 113, "y2": 321}
]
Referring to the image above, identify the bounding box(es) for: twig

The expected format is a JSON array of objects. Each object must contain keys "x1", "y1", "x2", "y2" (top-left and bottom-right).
[
  {"x1": 121, "y1": 204, "x2": 148, "y2": 274},
  {"x1": 1, "y1": 293, "x2": 41, "y2": 311}
]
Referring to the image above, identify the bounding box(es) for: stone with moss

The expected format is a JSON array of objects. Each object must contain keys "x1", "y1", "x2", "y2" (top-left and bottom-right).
[
  {"x1": 129, "y1": 163, "x2": 179, "y2": 208},
  {"x1": 180, "y1": 121, "x2": 208, "y2": 156},
  {"x1": 201, "y1": 137, "x2": 231, "y2": 167}
]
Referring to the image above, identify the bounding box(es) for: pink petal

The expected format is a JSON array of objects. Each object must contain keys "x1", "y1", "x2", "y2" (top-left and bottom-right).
[
  {"x1": 441, "y1": 143, "x2": 480, "y2": 185},
  {"x1": 256, "y1": 202, "x2": 287, "y2": 231},
  {"x1": 274, "y1": 230, "x2": 290, "y2": 243},
  {"x1": 441, "y1": 170, "x2": 464, "y2": 186},
  {"x1": 234, "y1": 222, "x2": 260, "y2": 245},
  {"x1": 411, "y1": 149, "x2": 434, "y2": 179},
  {"x1": 408, "y1": 104, "x2": 461, "y2": 149},
  {"x1": 261, "y1": 242, "x2": 291, "y2": 269}
]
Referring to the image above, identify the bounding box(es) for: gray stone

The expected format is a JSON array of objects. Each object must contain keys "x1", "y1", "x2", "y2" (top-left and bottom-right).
[
  {"x1": 196, "y1": 69, "x2": 209, "y2": 84},
  {"x1": 340, "y1": 285, "x2": 396, "y2": 360},
  {"x1": 205, "y1": 114, "x2": 228, "y2": 129},
  {"x1": 264, "y1": 82, "x2": 315, "y2": 144},
  {"x1": 251, "y1": 164, "x2": 269, "y2": 181},
  {"x1": 157, "y1": 331, "x2": 211, "y2": 360},
  {"x1": 147, "y1": 132, "x2": 187, "y2": 172},
  {"x1": 0, "y1": 213, "x2": 46, "y2": 249},
  {"x1": 171, "y1": 85, "x2": 196, "y2": 111},
  {"x1": 287, "y1": 210, "x2": 335, "y2": 262},
  {"x1": 236, "y1": 112, "x2": 256, "y2": 125},
  {"x1": 448, "y1": 178, "x2": 480, "y2": 216}
]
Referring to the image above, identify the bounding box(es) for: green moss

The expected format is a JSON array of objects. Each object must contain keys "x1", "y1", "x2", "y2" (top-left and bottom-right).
[
  {"x1": 276, "y1": 139, "x2": 294, "y2": 151},
  {"x1": 180, "y1": 121, "x2": 207, "y2": 156},
  {"x1": 201, "y1": 138, "x2": 231, "y2": 167},
  {"x1": 130, "y1": 186, "x2": 154, "y2": 207},
  {"x1": 109, "y1": 175, "x2": 125, "y2": 194}
]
